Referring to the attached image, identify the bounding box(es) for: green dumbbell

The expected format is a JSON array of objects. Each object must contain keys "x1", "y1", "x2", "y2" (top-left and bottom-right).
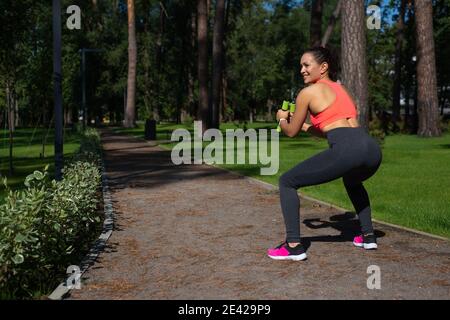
[{"x1": 276, "y1": 101, "x2": 296, "y2": 132}]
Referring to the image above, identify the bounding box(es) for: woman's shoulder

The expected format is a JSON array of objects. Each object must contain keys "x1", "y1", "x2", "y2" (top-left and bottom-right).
[
  {"x1": 300, "y1": 82, "x2": 330, "y2": 96},
  {"x1": 297, "y1": 85, "x2": 315, "y2": 100}
]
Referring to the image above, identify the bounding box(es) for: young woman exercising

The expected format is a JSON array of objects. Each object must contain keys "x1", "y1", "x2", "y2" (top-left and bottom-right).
[{"x1": 268, "y1": 47, "x2": 382, "y2": 261}]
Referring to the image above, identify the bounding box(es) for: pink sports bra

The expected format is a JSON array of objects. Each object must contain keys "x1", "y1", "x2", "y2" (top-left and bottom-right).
[{"x1": 309, "y1": 78, "x2": 357, "y2": 131}]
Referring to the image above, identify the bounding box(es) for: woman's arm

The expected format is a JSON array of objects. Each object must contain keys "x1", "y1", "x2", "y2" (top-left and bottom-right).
[
  {"x1": 302, "y1": 122, "x2": 326, "y2": 138},
  {"x1": 279, "y1": 88, "x2": 312, "y2": 137}
]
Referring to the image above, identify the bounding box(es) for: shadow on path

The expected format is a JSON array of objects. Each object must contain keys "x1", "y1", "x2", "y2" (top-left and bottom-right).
[{"x1": 66, "y1": 128, "x2": 450, "y2": 300}]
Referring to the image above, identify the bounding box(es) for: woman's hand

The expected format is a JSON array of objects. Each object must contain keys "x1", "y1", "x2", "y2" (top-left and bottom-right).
[
  {"x1": 302, "y1": 122, "x2": 311, "y2": 132},
  {"x1": 276, "y1": 109, "x2": 290, "y2": 121}
]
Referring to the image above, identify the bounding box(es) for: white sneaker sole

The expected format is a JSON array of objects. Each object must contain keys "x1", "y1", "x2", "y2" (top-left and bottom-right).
[
  {"x1": 354, "y1": 242, "x2": 378, "y2": 250},
  {"x1": 363, "y1": 243, "x2": 378, "y2": 250},
  {"x1": 268, "y1": 253, "x2": 307, "y2": 261}
]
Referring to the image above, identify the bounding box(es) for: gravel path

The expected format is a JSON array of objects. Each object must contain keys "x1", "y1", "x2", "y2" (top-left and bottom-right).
[{"x1": 67, "y1": 128, "x2": 450, "y2": 300}]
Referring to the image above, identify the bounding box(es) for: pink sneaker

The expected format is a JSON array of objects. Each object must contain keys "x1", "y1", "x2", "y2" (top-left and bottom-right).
[
  {"x1": 353, "y1": 235, "x2": 364, "y2": 247},
  {"x1": 353, "y1": 234, "x2": 378, "y2": 250},
  {"x1": 267, "y1": 242, "x2": 307, "y2": 261}
]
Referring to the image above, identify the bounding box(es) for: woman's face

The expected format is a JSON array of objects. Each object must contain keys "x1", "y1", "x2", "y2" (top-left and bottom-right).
[{"x1": 300, "y1": 53, "x2": 327, "y2": 85}]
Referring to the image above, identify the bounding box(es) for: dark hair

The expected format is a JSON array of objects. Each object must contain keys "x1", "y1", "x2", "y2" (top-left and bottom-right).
[{"x1": 303, "y1": 46, "x2": 338, "y2": 81}]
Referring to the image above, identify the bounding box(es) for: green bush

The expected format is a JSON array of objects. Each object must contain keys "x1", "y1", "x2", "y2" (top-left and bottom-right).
[
  {"x1": 369, "y1": 118, "x2": 386, "y2": 146},
  {"x1": 0, "y1": 128, "x2": 102, "y2": 299},
  {"x1": 441, "y1": 118, "x2": 450, "y2": 133},
  {"x1": 181, "y1": 114, "x2": 194, "y2": 125},
  {"x1": 369, "y1": 127, "x2": 386, "y2": 146}
]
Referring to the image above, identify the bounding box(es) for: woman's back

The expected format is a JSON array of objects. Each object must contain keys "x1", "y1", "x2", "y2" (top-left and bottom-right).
[
  {"x1": 308, "y1": 82, "x2": 338, "y2": 115},
  {"x1": 308, "y1": 79, "x2": 358, "y2": 131}
]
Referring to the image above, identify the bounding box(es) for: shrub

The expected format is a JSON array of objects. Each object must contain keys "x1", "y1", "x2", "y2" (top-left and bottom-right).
[
  {"x1": 0, "y1": 128, "x2": 102, "y2": 299},
  {"x1": 369, "y1": 127, "x2": 386, "y2": 146},
  {"x1": 181, "y1": 114, "x2": 194, "y2": 125},
  {"x1": 369, "y1": 118, "x2": 386, "y2": 146},
  {"x1": 441, "y1": 118, "x2": 450, "y2": 133}
]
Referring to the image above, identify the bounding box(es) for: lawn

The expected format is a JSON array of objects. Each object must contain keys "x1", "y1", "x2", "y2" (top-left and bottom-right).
[
  {"x1": 0, "y1": 127, "x2": 82, "y2": 202},
  {"x1": 113, "y1": 122, "x2": 450, "y2": 239}
]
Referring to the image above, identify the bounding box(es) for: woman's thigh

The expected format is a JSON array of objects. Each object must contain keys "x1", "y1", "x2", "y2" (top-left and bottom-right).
[
  {"x1": 343, "y1": 161, "x2": 381, "y2": 186},
  {"x1": 281, "y1": 148, "x2": 357, "y2": 189}
]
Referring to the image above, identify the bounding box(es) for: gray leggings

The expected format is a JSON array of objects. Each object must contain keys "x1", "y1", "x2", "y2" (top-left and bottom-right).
[{"x1": 279, "y1": 127, "x2": 382, "y2": 243}]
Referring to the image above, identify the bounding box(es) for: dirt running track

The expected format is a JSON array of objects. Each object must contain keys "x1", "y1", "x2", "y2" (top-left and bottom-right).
[{"x1": 67, "y1": 128, "x2": 450, "y2": 300}]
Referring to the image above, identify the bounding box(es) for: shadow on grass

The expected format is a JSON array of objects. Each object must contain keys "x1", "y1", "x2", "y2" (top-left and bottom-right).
[
  {"x1": 0, "y1": 153, "x2": 79, "y2": 197},
  {"x1": 0, "y1": 157, "x2": 52, "y2": 177},
  {"x1": 0, "y1": 129, "x2": 80, "y2": 148}
]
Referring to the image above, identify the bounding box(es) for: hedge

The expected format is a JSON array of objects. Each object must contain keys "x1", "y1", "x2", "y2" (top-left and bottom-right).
[{"x1": 0, "y1": 128, "x2": 103, "y2": 299}]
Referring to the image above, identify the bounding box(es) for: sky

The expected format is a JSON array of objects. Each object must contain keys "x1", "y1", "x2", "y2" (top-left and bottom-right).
[{"x1": 261, "y1": 0, "x2": 398, "y2": 27}]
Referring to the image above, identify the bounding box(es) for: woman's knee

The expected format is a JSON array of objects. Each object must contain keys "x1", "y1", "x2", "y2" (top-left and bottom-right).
[
  {"x1": 279, "y1": 172, "x2": 293, "y2": 188},
  {"x1": 280, "y1": 171, "x2": 302, "y2": 189},
  {"x1": 343, "y1": 175, "x2": 357, "y2": 186}
]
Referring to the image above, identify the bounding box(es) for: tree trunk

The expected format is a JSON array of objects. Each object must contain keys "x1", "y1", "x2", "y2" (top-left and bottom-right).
[
  {"x1": 142, "y1": 0, "x2": 152, "y2": 121},
  {"x1": 7, "y1": 86, "x2": 15, "y2": 133},
  {"x1": 211, "y1": 0, "x2": 226, "y2": 129},
  {"x1": 187, "y1": 68, "x2": 195, "y2": 121},
  {"x1": 404, "y1": 80, "x2": 411, "y2": 132},
  {"x1": 41, "y1": 104, "x2": 47, "y2": 158},
  {"x1": 6, "y1": 83, "x2": 14, "y2": 175},
  {"x1": 153, "y1": 2, "x2": 166, "y2": 123},
  {"x1": 124, "y1": 0, "x2": 137, "y2": 128},
  {"x1": 64, "y1": 106, "x2": 72, "y2": 125},
  {"x1": 392, "y1": 0, "x2": 406, "y2": 133},
  {"x1": 310, "y1": 0, "x2": 323, "y2": 47},
  {"x1": 222, "y1": 73, "x2": 228, "y2": 122},
  {"x1": 341, "y1": 0, "x2": 369, "y2": 129},
  {"x1": 414, "y1": 0, "x2": 441, "y2": 137},
  {"x1": 440, "y1": 85, "x2": 447, "y2": 116},
  {"x1": 321, "y1": 0, "x2": 342, "y2": 47},
  {"x1": 266, "y1": 99, "x2": 274, "y2": 121},
  {"x1": 187, "y1": 11, "x2": 196, "y2": 119},
  {"x1": 412, "y1": 75, "x2": 419, "y2": 134},
  {"x1": 178, "y1": 4, "x2": 189, "y2": 124},
  {"x1": 221, "y1": 0, "x2": 232, "y2": 123},
  {"x1": 14, "y1": 92, "x2": 19, "y2": 128},
  {"x1": 197, "y1": 0, "x2": 209, "y2": 132},
  {"x1": 176, "y1": 72, "x2": 182, "y2": 124},
  {"x1": 207, "y1": 0, "x2": 211, "y2": 20}
]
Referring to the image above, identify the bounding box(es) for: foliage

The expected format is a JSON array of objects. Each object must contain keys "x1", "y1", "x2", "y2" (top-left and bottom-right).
[
  {"x1": 227, "y1": 0, "x2": 310, "y2": 119},
  {"x1": 1, "y1": 1, "x2": 449, "y2": 128},
  {"x1": 369, "y1": 117, "x2": 386, "y2": 146},
  {"x1": 0, "y1": 128, "x2": 102, "y2": 299}
]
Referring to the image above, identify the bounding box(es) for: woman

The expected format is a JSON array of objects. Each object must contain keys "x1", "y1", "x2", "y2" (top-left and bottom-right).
[{"x1": 268, "y1": 47, "x2": 382, "y2": 261}]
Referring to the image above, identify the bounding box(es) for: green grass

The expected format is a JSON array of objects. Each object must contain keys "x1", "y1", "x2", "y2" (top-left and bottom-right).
[
  {"x1": 0, "y1": 127, "x2": 82, "y2": 202},
  {"x1": 112, "y1": 122, "x2": 450, "y2": 239}
]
